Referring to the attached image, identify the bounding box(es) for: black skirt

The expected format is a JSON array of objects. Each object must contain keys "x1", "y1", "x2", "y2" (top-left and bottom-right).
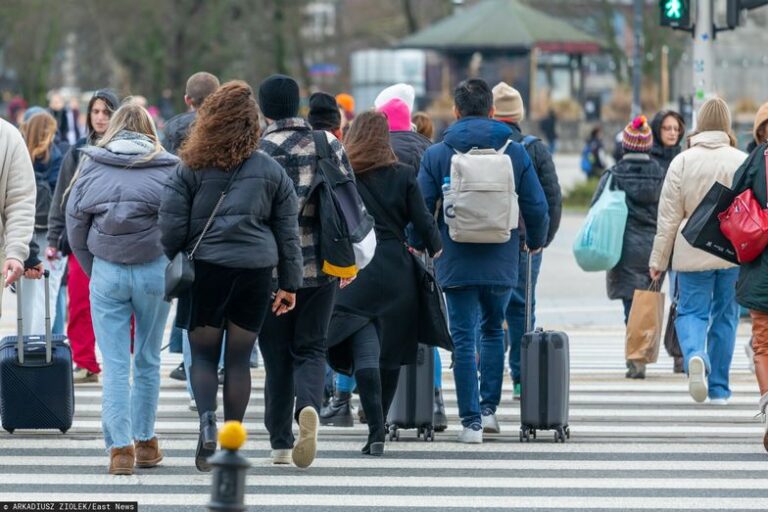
[{"x1": 176, "y1": 260, "x2": 274, "y2": 332}]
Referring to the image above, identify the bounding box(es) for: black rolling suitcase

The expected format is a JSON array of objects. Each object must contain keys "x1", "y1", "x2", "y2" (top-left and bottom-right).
[
  {"x1": 519, "y1": 252, "x2": 570, "y2": 443},
  {"x1": 0, "y1": 271, "x2": 74, "y2": 433},
  {"x1": 387, "y1": 343, "x2": 435, "y2": 441}
]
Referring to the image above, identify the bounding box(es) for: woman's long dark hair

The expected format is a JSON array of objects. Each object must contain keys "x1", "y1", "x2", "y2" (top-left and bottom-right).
[{"x1": 343, "y1": 111, "x2": 397, "y2": 173}]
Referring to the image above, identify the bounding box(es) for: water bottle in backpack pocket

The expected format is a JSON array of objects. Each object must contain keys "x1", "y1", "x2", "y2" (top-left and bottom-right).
[{"x1": 444, "y1": 141, "x2": 518, "y2": 244}]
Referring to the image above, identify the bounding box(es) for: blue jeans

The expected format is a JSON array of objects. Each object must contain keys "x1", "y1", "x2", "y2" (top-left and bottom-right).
[
  {"x1": 168, "y1": 323, "x2": 183, "y2": 353},
  {"x1": 445, "y1": 285, "x2": 513, "y2": 427},
  {"x1": 90, "y1": 257, "x2": 171, "y2": 450},
  {"x1": 336, "y1": 373, "x2": 356, "y2": 393},
  {"x1": 505, "y1": 251, "x2": 542, "y2": 383},
  {"x1": 53, "y1": 284, "x2": 66, "y2": 335},
  {"x1": 675, "y1": 269, "x2": 739, "y2": 400}
]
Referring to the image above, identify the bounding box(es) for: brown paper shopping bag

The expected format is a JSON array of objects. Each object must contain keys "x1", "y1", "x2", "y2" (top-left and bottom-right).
[{"x1": 625, "y1": 283, "x2": 665, "y2": 365}]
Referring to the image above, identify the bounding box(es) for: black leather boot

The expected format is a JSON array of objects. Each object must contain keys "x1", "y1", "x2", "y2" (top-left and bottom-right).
[
  {"x1": 433, "y1": 388, "x2": 447, "y2": 432},
  {"x1": 356, "y1": 368, "x2": 385, "y2": 456},
  {"x1": 195, "y1": 411, "x2": 217, "y2": 472},
  {"x1": 319, "y1": 391, "x2": 354, "y2": 427}
]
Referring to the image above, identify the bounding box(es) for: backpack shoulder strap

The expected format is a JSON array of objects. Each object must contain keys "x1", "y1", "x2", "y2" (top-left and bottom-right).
[
  {"x1": 497, "y1": 140, "x2": 513, "y2": 155},
  {"x1": 522, "y1": 135, "x2": 539, "y2": 148},
  {"x1": 312, "y1": 131, "x2": 332, "y2": 160}
]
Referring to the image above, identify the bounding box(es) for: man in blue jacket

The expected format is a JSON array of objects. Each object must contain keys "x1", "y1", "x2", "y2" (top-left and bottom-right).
[{"x1": 413, "y1": 78, "x2": 549, "y2": 444}]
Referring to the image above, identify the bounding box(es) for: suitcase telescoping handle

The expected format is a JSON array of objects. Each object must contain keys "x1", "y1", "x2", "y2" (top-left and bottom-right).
[
  {"x1": 524, "y1": 249, "x2": 534, "y2": 333},
  {"x1": 15, "y1": 270, "x2": 53, "y2": 365}
]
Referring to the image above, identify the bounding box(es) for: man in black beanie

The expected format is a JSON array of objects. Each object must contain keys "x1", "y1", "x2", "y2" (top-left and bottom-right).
[
  {"x1": 308, "y1": 92, "x2": 342, "y2": 140},
  {"x1": 259, "y1": 74, "x2": 354, "y2": 469}
]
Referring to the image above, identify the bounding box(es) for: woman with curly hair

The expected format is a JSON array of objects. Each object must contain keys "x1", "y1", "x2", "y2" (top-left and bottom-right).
[{"x1": 159, "y1": 80, "x2": 302, "y2": 472}]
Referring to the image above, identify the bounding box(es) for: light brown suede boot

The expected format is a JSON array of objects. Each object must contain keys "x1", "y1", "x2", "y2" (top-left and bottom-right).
[
  {"x1": 109, "y1": 446, "x2": 135, "y2": 475},
  {"x1": 135, "y1": 437, "x2": 163, "y2": 468}
]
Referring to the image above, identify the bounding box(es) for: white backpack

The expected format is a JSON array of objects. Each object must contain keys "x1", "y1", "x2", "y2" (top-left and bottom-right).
[{"x1": 443, "y1": 141, "x2": 518, "y2": 243}]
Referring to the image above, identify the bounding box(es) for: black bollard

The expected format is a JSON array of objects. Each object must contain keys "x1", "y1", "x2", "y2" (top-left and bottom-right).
[{"x1": 208, "y1": 421, "x2": 251, "y2": 512}]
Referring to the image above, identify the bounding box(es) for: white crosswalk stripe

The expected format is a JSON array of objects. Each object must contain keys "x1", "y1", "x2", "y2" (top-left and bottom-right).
[{"x1": 0, "y1": 334, "x2": 766, "y2": 511}]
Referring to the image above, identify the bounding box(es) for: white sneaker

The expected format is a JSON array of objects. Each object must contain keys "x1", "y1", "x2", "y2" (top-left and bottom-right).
[
  {"x1": 688, "y1": 356, "x2": 708, "y2": 403},
  {"x1": 708, "y1": 398, "x2": 729, "y2": 405},
  {"x1": 271, "y1": 449, "x2": 292, "y2": 465},
  {"x1": 292, "y1": 407, "x2": 319, "y2": 468},
  {"x1": 481, "y1": 410, "x2": 500, "y2": 434},
  {"x1": 746, "y1": 339, "x2": 755, "y2": 374},
  {"x1": 457, "y1": 424, "x2": 483, "y2": 444}
]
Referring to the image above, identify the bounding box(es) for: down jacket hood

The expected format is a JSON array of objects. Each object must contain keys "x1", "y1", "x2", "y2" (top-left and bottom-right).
[
  {"x1": 80, "y1": 131, "x2": 178, "y2": 169},
  {"x1": 442, "y1": 117, "x2": 512, "y2": 153}
]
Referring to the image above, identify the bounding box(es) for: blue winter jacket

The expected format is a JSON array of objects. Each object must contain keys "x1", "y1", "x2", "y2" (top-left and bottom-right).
[{"x1": 412, "y1": 117, "x2": 549, "y2": 288}]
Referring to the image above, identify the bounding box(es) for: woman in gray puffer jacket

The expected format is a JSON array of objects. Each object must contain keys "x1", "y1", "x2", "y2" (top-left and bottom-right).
[{"x1": 67, "y1": 101, "x2": 178, "y2": 476}]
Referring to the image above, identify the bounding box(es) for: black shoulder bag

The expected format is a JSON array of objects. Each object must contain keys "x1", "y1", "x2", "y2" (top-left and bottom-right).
[
  {"x1": 357, "y1": 179, "x2": 453, "y2": 352},
  {"x1": 164, "y1": 164, "x2": 242, "y2": 301}
]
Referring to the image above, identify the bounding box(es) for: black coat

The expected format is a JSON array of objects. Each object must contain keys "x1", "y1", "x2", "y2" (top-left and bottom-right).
[
  {"x1": 158, "y1": 150, "x2": 303, "y2": 292},
  {"x1": 506, "y1": 122, "x2": 562, "y2": 246},
  {"x1": 733, "y1": 144, "x2": 768, "y2": 312},
  {"x1": 390, "y1": 130, "x2": 431, "y2": 175},
  {"x1": 163, "y1": 111, "x2": 195, "y2": 155},
  {"x1": 325, "y1": 163, "x2": 442, "y2": 374},
  {"x1": 593, "y1": 154, "x2": 665, "y2": 300}
]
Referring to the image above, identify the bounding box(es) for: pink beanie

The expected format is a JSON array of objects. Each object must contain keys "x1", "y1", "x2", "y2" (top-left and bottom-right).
[{"x1": 378, "y1": 98, "x2": 411, "y2": 132}]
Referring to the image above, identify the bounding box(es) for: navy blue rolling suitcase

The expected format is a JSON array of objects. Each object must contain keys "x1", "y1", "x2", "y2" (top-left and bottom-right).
[
  {"x1": 519, "y1": 252, "x2": 570, "y2": 443},
  {"x1": 0, "y1": 271, "x2": 74, "y2": 433}
]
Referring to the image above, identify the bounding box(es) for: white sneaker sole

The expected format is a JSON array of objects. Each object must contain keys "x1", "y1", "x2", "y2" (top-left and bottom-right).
[
  {"x1": 688, "y1": 357, "x2": 708, "y2": 403},
  {"x1": 292, "y1": 407, "x2": 319, "y2": 468}
]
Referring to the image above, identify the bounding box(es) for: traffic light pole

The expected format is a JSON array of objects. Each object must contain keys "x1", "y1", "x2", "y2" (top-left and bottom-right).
[
  {"x1": 632, "y1": 0, "x2": 643, "y2": 118},
  {"x1": 692, "y1": 0, "x2": 715, "y2": 114}
]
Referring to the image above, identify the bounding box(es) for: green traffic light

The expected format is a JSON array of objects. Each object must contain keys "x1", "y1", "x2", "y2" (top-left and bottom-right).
[{"x1": 665, "y1": 0, "x2": 683, "y2": 19}]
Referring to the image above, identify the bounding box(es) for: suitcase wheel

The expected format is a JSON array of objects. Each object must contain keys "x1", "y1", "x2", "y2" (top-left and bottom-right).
[
  {"x1": 423, "y1": 428, "x2": 434, "y2": 442},
  {"x1": 554, "y1": 427, "x2": 567, "y2": 443},
  {"x1": 388, "y1": 427, "x2": 400, "y2": 441},
  {"x1": 565, "y1": 426, "x2": 571, "y2": 439},
  {"x1": 519, "y1": 427, "x2": 532, "y2": 443}
]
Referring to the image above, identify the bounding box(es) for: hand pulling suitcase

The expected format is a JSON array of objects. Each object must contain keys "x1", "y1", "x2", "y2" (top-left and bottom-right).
[
  {"x1": 386, "y1": 343, "x2": 436, "y2": 442},
  {"x1": 519, "y1": 252, "x2": 570, "y2": 443},
  {"x1": 0, "y1": 271, "x2": 74, "y2": 433}
]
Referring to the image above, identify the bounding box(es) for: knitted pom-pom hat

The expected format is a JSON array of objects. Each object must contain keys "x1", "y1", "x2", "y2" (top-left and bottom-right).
[{"x1": 622, "y1": 115, "x2": 653, "y2": 153}]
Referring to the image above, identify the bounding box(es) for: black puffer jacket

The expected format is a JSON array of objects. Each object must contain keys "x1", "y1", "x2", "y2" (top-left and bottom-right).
[
  {"x1": 163, "y1": 111, "x2": 195, "y2": 155},
  {"x1": 159, "y1": 150, "x2": 303, "y2": 292},
  {"x1": 390, "y1": 130, "x2": 431, "y2": 175},
  {"x1": 592, "y1": 154, "x2": 665, "y2": 300},
  {"x1": 507, "y1": 122, "x2": 562, "y2": 246},
  {"x1": 733, "y1": 143, "x2": 768, "y2": 312},
  {"x1": 649, "y1": 110, "x2": 685, "y2": 172}
]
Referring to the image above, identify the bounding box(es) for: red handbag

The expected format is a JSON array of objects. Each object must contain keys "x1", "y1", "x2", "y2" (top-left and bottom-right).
[{"x1": 718, "y1": 150, "x2": 768, "y2": 264}]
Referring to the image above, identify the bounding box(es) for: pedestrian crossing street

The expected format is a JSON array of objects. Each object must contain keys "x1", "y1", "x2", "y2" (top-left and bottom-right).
[{"x1": 1, "y1": 330, "x2": 767, "y2": 511}]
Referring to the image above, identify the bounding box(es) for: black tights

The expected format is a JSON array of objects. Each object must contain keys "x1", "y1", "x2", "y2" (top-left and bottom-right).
[{"x1": 189, "y1": 322, "x2": 258, "y2": 422}]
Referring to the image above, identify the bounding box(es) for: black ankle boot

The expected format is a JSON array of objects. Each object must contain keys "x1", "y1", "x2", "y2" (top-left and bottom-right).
[
  {"x1": 433, "y1": 388, "x2": 447, "y2": 432},
  {"x1": 356, "y1": 368, "x2": 385, "y2": 456},
  {"x1": 195, "y1": 411, "x2": 217, "y2": 472},
  {"x1": 320, "y1": 391, "x2": 354, "y2": 427}
]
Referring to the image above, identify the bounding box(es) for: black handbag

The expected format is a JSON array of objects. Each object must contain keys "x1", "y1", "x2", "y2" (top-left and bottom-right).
[
  {"x1": 164, "y1": 164, "x2": 242, "y2": 301},
  {"x1": 663, "y1": 275, "x2": 683, "y2": 359},
  {"x1": 357, "y1": 181, "x2": 453, "y2": 352},
  {"x1": 681, "y1": 181, "x2": 738, "y2": 265}
]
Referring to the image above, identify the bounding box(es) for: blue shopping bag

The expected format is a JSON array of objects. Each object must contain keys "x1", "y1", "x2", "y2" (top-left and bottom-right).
[{"x1": 573, "y1": 174, "x2": 628, "y2": 271}]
